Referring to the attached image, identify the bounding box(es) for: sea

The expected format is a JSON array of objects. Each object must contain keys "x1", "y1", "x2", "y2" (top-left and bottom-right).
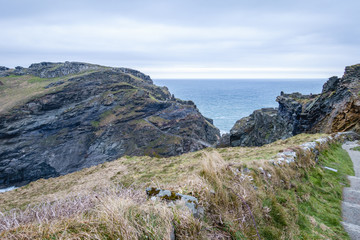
[
  {"x1": 0, "y1": 78, "x2": 325, "y2": 193},
  {"x1": 154, "y1": 79, "x2": 326, "y2": 134}
]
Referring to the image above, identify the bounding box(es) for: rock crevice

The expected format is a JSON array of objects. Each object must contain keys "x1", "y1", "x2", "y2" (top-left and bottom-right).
[
  {"x1": 0, "y1": 62, "x2": 220, "y2": 188},
  {"x1": 225, "y1": 64, "x2": 360, "y2": 147}
]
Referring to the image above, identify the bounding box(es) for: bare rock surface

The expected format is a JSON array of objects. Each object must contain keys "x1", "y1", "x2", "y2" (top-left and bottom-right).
[
  {"x1": 224, "y1": 64, "x2": 360, "y2": 147},
  {"x1": 0, "y1": 62, "x2": 220, "y2": 188}
]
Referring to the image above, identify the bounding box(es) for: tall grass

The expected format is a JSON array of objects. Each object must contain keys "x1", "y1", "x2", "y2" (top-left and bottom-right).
[{"x1": 0, "y1": 138, "x2": 353, "y2": 239}]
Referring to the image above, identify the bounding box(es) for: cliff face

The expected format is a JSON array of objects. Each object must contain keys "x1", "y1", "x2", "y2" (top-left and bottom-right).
[
  {"x1": 228, "y1": 64, "x2": 360, "y2": 147},
  {"x1": 0, "y1": 62, "x2": 220, "y2": 188}
]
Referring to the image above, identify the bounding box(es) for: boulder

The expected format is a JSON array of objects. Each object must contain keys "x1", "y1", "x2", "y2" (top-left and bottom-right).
[
  {"x1": 230, "y1": 108, "x2": 292, "y2": 147},
  {"x1": 146, "y1": 187, "x2": 203, "y2": 218}
]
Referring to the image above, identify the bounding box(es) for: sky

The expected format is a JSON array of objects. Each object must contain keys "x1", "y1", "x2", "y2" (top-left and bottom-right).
[{"x1": 0, "y1": 0, "x2": 359, "y2": 79}]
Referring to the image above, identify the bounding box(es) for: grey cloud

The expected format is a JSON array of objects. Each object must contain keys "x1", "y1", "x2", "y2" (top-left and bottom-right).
[{"x1": 0, "y1": 0, "x2": 359, "y2": 78}]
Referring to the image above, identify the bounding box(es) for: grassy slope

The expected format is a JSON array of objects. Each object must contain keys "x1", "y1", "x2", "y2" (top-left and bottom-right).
[
  {"x1": 0, "y1": 133, "x2": 354, "y2": 239},
  {"x1": 0, "y1": 133, "x2": 326, "y2": 211},
  {"x1": 0, "y1": 71, "x2": 100, "y2": 114},
  {"x1": 256, "y1": 143, "x2": 353, "y2": 240}
]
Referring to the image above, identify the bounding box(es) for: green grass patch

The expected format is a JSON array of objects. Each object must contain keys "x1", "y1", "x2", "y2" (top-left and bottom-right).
[
  {"x1": 351, "y1": 146, "x2": 360, "y2": 151},
  {"x1": 279, "y1": 143, "x2": 352, "y2": 239},
  {"x1": 27, "y1": 76, "x2": 49, "y2": 83}
]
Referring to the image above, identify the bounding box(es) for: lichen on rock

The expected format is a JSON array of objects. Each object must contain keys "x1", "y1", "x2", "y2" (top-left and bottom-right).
[
  {"x1": 146, "y1": 187, "x2": 203, "y2": 218},
  {"x1": 0, "y1": 62, "x2": 220, "y2": 188}
]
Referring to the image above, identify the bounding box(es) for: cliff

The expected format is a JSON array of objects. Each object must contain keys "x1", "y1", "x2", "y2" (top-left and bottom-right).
[
  {"x1": 0, "y1": 62, "x2": 220, "y2": 188},
  {"x1": 227, "y1": 64, "x2": 360, "y2": 147}
]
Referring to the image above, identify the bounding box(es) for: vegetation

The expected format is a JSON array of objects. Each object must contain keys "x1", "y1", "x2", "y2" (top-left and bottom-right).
[
  {"x1": 0, "y1": 134, "x2": 353, "y2": 239},
  {"x1": 351, "y1": 146, "x2": 360, "y2": 151},
  {"x1": 0, "y1": 71, "x2": 99, "y2": 114}
]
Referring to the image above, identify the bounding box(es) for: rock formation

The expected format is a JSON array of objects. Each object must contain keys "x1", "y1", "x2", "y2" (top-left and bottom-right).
[
  {"x1": 227, "y1": 64, "x2": 360, "y2": 147},
  {"x1": 0, "y1": 62, "x2": 220, "y2": 188}
]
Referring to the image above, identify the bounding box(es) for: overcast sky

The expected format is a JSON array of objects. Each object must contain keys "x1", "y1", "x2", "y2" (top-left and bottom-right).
[{"x1": 0, "y1": 0, "x2": 359, "y2": 79}]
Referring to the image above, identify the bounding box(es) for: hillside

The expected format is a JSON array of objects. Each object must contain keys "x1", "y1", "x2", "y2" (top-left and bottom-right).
[
  {"x1": 0, "y1": 133, "x2": 357, "y2": 239},
  {"x1": 0, "y1": 62, "x2": 220, "y2": 189}
]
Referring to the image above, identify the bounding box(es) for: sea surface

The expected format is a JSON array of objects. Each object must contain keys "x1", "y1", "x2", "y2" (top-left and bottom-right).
[{"x1": 154, "y1": 79, "x2": 326, "y2": 134}]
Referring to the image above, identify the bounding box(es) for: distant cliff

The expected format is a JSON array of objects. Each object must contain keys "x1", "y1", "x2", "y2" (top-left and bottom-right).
[
  {"x1": 226, "y1": 64, "x2": 360, "y2": 147},
  {"x1": 0, "y1": 62, "x2": 220, "y2": 188}
]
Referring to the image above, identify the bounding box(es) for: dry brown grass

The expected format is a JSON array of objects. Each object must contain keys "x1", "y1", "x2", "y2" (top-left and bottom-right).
[
  {"x1": 0, "y1": 185, "x2": 206, "y2": 240},
  {"x1": 0, "y1": 133, "x2": 327, "y2": 212},
  {"x1": 2, "y1": 133, "x2": 347, "y2": 239}
]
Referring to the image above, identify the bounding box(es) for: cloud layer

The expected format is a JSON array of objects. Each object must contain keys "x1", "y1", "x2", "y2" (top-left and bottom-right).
[{"x1": 1, "y1": 0, "x2": 359, "y2": 78}]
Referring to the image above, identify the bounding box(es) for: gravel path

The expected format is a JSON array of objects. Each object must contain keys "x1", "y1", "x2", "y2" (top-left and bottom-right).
[{"x1": 342, "y1": 141, "x2": 360, "y2": 240}]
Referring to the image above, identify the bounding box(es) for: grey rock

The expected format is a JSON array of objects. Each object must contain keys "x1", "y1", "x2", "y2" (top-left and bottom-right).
[
  {"x1": 0, "y1": 66, "x2": 9, "y2": 72},
  {"x1": 146, "y1": 187, "x2": 203, "y2": 218},
  {"x1": 0, "y1": 63, "x2": 220, "y2": 188},
  {"x1": 216, "y1": 133, "x2": 230, "y2": 147},
  {"x1": 229, "y1": 108, "x2": 292, "y2": 147},
  {"x1": 323, "y1": 76, "x2": 340, "y2": 92},
  {"x1": 44, "y1": 80, "x2": 65, "y2": 89},
  {"x1": 227, "y1": 64, "x2": 360, "y2": 147}
]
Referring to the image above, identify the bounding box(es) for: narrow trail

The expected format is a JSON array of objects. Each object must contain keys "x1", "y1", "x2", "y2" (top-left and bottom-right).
[
  {"x1": 342, "y1": 141, "x2": 360, "y2": 239},
  {"x1": 143, "y1": 116, "x2": 213, "y2": 148}
]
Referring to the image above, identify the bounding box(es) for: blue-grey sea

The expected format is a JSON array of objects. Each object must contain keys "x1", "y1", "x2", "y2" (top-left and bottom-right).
[{"x1": 154, "y1": 79, "x2": 326, "y2": 134}]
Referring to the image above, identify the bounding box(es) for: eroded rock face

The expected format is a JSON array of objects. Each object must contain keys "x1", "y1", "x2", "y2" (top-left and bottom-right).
[
  {"x1": 226, "y1": 64, "x2": 360, "y2": 147},
  {"x1": 0, "y1": 62, "x2": 220, "y2": 188},
  {"x1": 229, "y1": 108, "x2": 292, "y2": 147}
]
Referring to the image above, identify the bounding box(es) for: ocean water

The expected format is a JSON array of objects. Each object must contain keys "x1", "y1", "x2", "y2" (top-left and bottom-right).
[
  {"x1": 154, "y1": 79, "x2": 326, "y2": 133},
  {"x1": 0, "y1": 186, "x2": 17, "y2": 193}
]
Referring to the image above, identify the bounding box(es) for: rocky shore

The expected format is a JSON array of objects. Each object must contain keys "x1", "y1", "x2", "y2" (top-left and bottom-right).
[{"x1": 224, "y1": 64, "x2": 360, "y2": 147}]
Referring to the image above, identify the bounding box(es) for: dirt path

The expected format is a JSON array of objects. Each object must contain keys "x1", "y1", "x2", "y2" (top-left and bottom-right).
[{"x1": 342, "y1": 141, "x2": 360, "y2": 239}]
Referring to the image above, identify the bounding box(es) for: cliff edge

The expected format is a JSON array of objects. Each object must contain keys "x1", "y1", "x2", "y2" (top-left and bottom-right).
[
  {"x1": 227, "y1": 64, "x2": 360, "y2": 147},
  {"x1": 0, "y1": 62, "x2": 220, "y2": 188}
]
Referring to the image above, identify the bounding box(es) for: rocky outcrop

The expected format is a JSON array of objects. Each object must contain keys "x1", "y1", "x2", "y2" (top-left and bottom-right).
[
  {"x1": 0, "y1": 67, "x2": 9, "y2": 72},
  {"x1": 230, "y1": 108, "x2": 292, "y2": 147},
  {"x1": 0, "y1": 62, "x2": 220, "y2": 188},
  {"x1": 226, "y1": 64, "x2": 360, "y2": 147}
]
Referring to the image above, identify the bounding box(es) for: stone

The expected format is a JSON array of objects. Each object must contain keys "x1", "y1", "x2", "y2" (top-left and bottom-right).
[
  {"x1": 44, "y1": 80, "x2": 65, "y2": 89},
  {"x1": 146, "y1": 187, "x2": 203, "y2": 218},
  {"x1": 226, "y1": 64, "x2": 360, "y2": 147},
  {"x1": 0, "y1": 66, "x2": 9, "y2": 72},
  {"x1": 229, "y1": 108, "x2": 292, "y2": 147},
  {"x1": 0, "y1": 62, "x2": 220, "y2": 188},
  {"x1": 216, "y1": 133, "x2": 230, "y2": 147}
]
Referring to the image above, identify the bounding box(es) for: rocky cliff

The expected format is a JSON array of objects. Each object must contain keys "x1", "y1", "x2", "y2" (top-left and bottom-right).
[
  {"x1": 0, "y1": 62, "x2": 220, "y2": 188},
  {"x1": 227, "y1": 64, "x2": 360, "y2": 147}
]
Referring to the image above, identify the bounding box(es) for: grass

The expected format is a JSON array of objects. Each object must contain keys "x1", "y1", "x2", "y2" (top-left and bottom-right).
[
  {"x1": 0, "y1": 134, "x2": 353, "y2": 239},
  {"x1": 0, "y1": 69, "x2": 111, "y2": 114},
  {"x1": 294, "y1": 143, "x2": 354, "y2": 239},
  {"x1": 0, "y1": 133, "x2": 327, "y2": 211},
  {"x1": 351, "y1": 146, "x2": 360, "y2": 151}
]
